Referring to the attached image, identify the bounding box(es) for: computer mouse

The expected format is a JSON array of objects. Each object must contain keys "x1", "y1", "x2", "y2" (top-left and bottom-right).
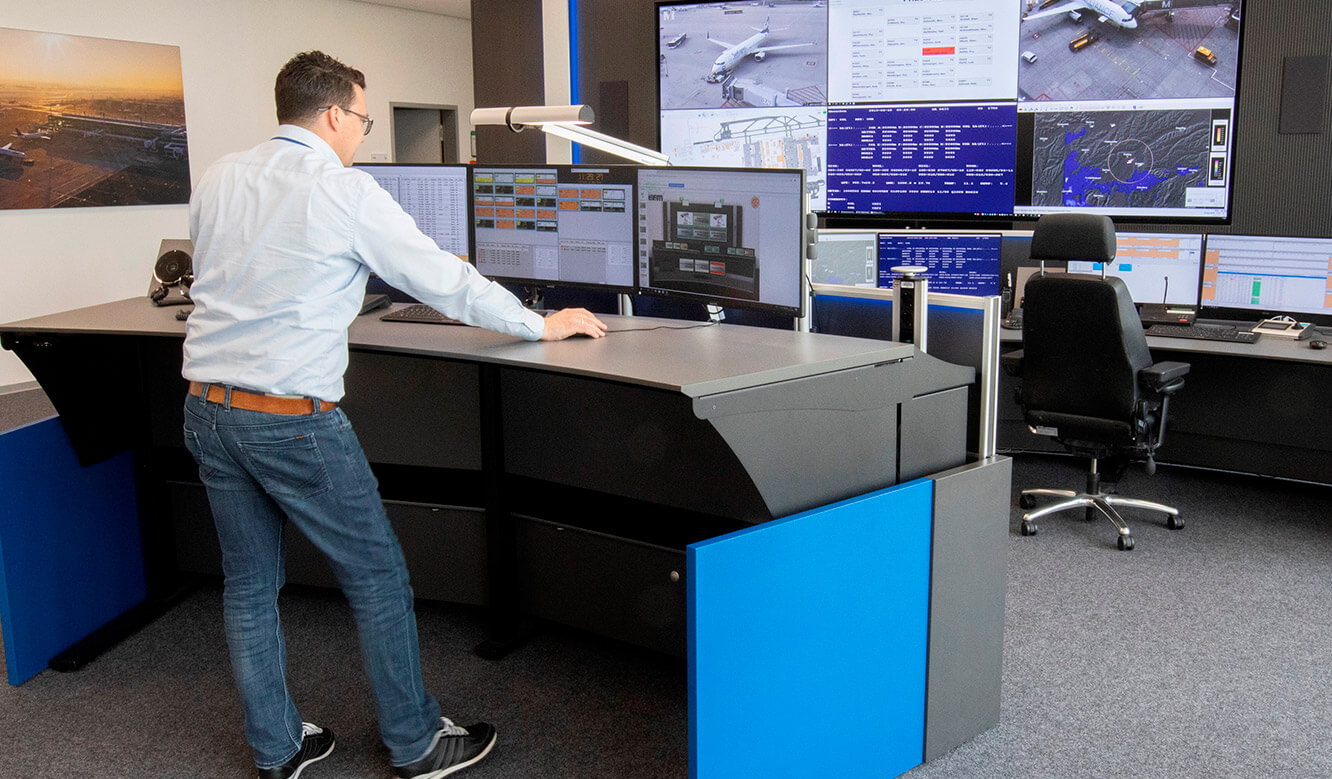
[{"x1": 1311, "y1": 339, "x2": 1328, "y2": 350}]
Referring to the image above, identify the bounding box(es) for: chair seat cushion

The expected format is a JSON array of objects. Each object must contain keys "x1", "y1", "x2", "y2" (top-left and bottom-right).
[{"x1": 1027, "y1": 410, "x2": 1135, "y2": 446}]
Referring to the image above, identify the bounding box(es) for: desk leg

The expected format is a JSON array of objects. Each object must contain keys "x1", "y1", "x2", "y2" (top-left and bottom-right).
[{"x1": 473, "y1": 364, "x2": 534, "y2": 659}]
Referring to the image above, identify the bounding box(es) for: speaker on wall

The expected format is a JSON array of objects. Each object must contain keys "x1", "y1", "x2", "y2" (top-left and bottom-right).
[
  {"x1": 148, "y1": 238, "x2": 194, "y2": 307},
  {"x1": 1279, "y1": 55, "x2": 1329, "y2": 135}
]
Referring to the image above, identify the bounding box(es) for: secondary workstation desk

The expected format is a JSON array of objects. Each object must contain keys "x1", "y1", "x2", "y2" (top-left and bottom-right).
[
  {"x1": 2, "y1": 298, "x2": 1010, "y2": 777},
  {"x1": 999, "y1": 325, "x2": 1332, "y2": 484}
]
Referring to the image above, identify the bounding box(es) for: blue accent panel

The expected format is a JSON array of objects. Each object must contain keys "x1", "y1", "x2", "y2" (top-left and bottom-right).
[
  {"x1": 688, "y1": 479, "x2": 933, "y2": 779},
  {"x1": 812, "y1": 294, "x2": 895, "y2": 340},
  {"x1": 569, "y1": 0, "x2": 581, "y2": 163},
  {"x1": 0, "y1": 418, "x2": 146, "y2": 685}
]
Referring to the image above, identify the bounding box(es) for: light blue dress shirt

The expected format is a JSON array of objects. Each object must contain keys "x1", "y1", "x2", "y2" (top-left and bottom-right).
[{"x1": 182, "y1": 124, "x2": 544, "y2": 401}]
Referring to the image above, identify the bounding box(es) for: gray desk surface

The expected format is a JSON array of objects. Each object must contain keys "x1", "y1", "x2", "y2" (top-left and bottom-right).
[
  {"x1": 1000, "y1": 321, "x2": 1332, "y2": 366},
  {"x1": 2, "y1": 298, "x2": 917, "y2": 398}
]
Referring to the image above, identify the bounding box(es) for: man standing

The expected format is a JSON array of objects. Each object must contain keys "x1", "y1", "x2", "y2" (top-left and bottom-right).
[{"x1": 182, "y1": 50, "x2": 605, "y2": 778}]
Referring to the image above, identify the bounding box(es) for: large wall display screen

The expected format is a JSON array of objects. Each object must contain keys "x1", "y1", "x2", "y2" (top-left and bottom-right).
[{"x1": 657, "y1": 0, "x2": 1245, "y2": 222}]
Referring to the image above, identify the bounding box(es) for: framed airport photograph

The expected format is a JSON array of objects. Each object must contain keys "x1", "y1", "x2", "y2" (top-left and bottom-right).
[{"x1": 0, "y1": 26, "x2": 190, "y2": 211}]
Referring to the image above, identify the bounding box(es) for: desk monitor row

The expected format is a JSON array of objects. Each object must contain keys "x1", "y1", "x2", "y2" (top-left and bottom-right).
[
  {"x1": 355, "y1": 163, "x2": 807, "y2": 317},
  {"x1": 814, "y1": 229, "x2": 1332, "y2": 326}
]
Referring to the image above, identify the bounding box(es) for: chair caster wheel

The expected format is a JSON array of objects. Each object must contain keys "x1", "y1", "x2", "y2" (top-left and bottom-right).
[
  {"x1": 1118, "y1": 534, "x2": 1135, "y2": 551},
  {"x1": 1167, "y1": 514, "x2": 1184, "y2": 530},
  {"x1": 1019, "y1": 494, "x2": 1037, "y2": 509},
  {"x1": 1020, "y1": 520, "x2": 1038, "y2": 536}
]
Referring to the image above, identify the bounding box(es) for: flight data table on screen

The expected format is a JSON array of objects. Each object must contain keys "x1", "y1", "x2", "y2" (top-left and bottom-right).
[
  {"x1": 1067, "y1": 232, "x2": 1204, "y2": 306},
  {"x1": 356, "y1": 164, "x2": 471, "y2": 261},
  {"x1": 1202, "y1": 235, "x2": 1332, "y2": 319},
  {"x1": 472, "y1": 165, "x2": 637, "y2": 291}
]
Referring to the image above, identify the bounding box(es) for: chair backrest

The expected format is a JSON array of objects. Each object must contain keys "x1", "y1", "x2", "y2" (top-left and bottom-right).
[
  {"x1": 1023, "y1": 273, "x2": 1154, "y2": 420},
  {"x1": 1022, "y1": 213, "x2": 1153, "y2": 422}
]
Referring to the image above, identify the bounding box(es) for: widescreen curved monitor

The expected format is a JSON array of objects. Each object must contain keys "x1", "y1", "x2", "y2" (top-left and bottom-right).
[{"x1": 656, "y1": 0, "x2": 1245, "y2": 223}]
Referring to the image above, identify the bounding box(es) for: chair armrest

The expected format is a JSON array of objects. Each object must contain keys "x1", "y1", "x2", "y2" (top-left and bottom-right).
[
  {"x1": 1001, "y1": 349, "x2": 1024, "y2": 377},
  {"x1": 1140, "y1": 361, "x2": 1190, "y2": 394}
]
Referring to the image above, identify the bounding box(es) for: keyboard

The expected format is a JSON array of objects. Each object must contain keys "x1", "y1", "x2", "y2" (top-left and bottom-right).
[
  {"x1": 1146, "y1": 323, "x2": 1259, "y2": 344},
  {"x1": 380, "y1": 304, "x2": 464, "y2": 326}
]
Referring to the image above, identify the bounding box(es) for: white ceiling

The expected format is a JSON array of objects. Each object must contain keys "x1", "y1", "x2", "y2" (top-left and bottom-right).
[{"x1": 351, "y1": 0, "x2": 471, "y2": 20}]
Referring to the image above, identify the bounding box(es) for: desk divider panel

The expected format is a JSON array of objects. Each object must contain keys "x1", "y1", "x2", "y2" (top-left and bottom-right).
[
  {"x1": 0, "y1": 418, "x2": 146, "y2": 684},
  {"x1": 687, "y1": 479, "x2": 933, "y2": 778}
]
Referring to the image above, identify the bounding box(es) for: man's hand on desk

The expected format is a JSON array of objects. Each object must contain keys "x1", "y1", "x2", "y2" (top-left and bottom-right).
[{"x1": 540, "y1": 307, "x2": 608, "y2": 340}]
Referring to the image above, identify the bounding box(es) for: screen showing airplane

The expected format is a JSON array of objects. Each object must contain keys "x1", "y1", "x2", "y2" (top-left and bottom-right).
[
  {"x1": 472, "y1": 165, "x2": 637, "y2": 292},
  {"x1": 1200, "y1": 234, "x2": 1332, "y2": 323},
  {"x1": 1067, "y1": 232, "x2": 1203, "y2": 306},
  {"x1": 637, "y1": 166, "x2": 806, "y2": 316},
  {"x1": 656, "y1": 0, "x2": 1245, "y2": 222},
  {"x1": 877, "y1": 233, "x2": 1002, "y2": 296},
  {"x1": 355, "y1": 163, "x2": 472, "y2": 262}
]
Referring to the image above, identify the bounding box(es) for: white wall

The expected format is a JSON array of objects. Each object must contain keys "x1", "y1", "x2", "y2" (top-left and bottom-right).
[{"x1": 0, "y1": 0, "x2": 473, "y2": 387}]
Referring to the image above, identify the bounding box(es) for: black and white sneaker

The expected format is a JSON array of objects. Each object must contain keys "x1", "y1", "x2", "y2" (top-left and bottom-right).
[
  {"x1": 257, "y1": 722, "x2": 336, "y2": 779},
  {"x1": 393, "y1": 717, "x2": 497, "y2": 778}
]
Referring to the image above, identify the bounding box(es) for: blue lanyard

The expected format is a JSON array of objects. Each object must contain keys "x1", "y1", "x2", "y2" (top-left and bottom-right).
[{"x1": 272, "y1": 136, "x2": 312, "y2": 149}]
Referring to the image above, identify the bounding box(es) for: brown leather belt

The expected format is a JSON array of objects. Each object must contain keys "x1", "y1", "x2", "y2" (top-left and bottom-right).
[{"x1": 189, "y1": 381, "x2": 337, "y2": 414}]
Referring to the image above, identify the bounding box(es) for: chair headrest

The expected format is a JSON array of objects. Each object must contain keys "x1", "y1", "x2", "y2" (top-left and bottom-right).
[{"x1": 1030, "y1": 213, "x2": 1117, "y2": 263}]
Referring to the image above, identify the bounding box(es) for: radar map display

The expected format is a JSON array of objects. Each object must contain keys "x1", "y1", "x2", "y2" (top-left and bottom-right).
[{"x1": 1030, "y1": 109, "x2": 1212, "y2": 210}]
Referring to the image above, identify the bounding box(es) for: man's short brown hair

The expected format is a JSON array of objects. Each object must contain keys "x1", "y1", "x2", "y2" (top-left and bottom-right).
[{"x1": 274, "y1": 51, "x2": 366, "y2": 126}]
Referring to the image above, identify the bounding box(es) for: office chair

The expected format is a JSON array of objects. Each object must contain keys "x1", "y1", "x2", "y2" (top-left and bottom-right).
[{"x1": 1003, "y1": 213, "x2": 1190, "y2": 550}]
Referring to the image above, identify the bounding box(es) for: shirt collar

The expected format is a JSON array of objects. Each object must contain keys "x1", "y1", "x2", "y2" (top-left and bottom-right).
[{"x1": 273, "y1": 124, "x2": 344, "y2": 167}]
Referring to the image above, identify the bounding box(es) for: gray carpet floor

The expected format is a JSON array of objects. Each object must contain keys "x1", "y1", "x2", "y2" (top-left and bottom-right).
[{"x1": 1, "y1": 453, "x2": 1330, "y2": 777}]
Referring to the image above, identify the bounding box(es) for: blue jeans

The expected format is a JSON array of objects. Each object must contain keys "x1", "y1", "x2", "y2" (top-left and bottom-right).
[{"x1": 182, "y1": 390, "x2": 441, "y2": 769}]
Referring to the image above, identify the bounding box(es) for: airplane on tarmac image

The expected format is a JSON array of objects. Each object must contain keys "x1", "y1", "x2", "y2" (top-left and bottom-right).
[
  {"x1": 1022, "y1": 0, "x2": 1139, "y2": 28},
  {"x1": 705, "y1": 18, "x2": 813, "y2": 83},
  {"x1": 13, "y1": 127, "x2": 52, "y2": 140},
  {"x1": 0, "y1": 142, "x2": 34, "y2": 164}
]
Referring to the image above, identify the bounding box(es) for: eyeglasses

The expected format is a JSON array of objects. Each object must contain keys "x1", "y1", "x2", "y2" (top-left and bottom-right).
[{"x1": 319, "y1": 105, "x2": 373, "y2": 136}]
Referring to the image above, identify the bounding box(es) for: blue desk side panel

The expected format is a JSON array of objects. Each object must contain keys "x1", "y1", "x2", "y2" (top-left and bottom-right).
[
  {"x1": 0, "y1": 418, "x2": 146, "y2": 685},
  {"x1": 687, "y1": 479, "x2": 933, "y2": 779}
]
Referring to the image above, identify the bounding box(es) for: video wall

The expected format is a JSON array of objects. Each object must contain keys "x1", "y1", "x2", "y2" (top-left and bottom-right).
[{"x1": 657, "y1": 0, "x2": 1245, "y2": 221}]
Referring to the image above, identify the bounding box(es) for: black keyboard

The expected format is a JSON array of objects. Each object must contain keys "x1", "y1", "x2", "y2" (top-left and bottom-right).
[
  {"x1": 1146, "y1": 323, "x2": 1259, "y2": 344},
  {"x1": 380, "y1": 304, "x2": 464, "y2": 326}
]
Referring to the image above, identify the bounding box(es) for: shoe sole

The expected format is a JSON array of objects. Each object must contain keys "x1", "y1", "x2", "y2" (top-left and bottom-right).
[
  {"x1": 287, "y1": 740, "x2": 335, "y2": 779},
  {"x1": 395, "y1": 729, "x2": 497, "y2": 779}
]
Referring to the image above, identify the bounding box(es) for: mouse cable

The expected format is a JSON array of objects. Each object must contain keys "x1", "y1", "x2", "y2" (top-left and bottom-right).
[{"x1": 606, "y1": 321, "x2": 720, "y2": 334}]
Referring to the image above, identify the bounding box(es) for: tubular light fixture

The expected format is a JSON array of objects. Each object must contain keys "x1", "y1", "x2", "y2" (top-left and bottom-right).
[{"x1": 470, "y1": 104, "x2": 670, "y2": 166}]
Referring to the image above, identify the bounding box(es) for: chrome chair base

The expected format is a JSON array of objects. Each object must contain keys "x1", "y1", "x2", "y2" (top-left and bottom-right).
[{"x1": 1018, "y1": 488, "x2": 1183, "y2": 551}]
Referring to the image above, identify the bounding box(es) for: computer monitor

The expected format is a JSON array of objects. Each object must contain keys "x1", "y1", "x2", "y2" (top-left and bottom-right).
[
  {"x1": 355, "y1": 163, "x2": 472, "y2": 261},
  {"x1": 1067, "y1": 232, "x2": 1203, "y2": 306},
  {"x1": 1200, "y1": 234, "x2": 1332, "y2": 325},
  {"x1": 471, "y1": 164, "x2": 637, "y2": 293},
  {"x1": 636, "y1": 165, "x2": 807, "y2": 316},
  {"x1": 811, "y1": 230, "x2": 878, "y2": 287},
  {"x1": 877, "y1": 233, "x2": 1002, "y2": 296}
]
